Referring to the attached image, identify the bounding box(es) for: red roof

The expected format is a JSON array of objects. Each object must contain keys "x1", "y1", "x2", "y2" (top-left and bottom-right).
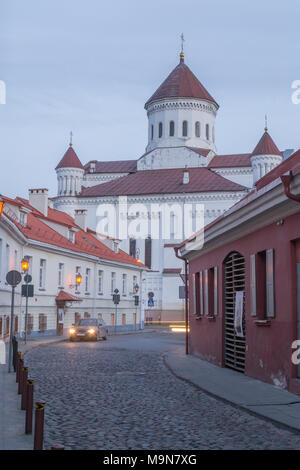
[
  {"x1": 84, "y1": 160, "x2": 137, "y2": 174},
  {"x1": 4, "y1": 197, "x2": 145, "y2": 268},
  {"x1": 145, "y1": 56, "x2": 218, "y2": 108},
  {"x1": 252, "y1": 131, "x2": 281, "y2": 157},
  {"x1": 56, "y1": 291, "x2": 82, "y2": 302},
  {"x1": 163, "y1": 268, "x2": 182, "y2": 274},
  {"x1": 56, "y1": 146, "x2": 84, "y2": 170},
  {"x1": 208, "y1": 153, "x2": 252, "y2": 168},
  {"x1": 79, "y1": 167, "x2": 246, "y2": 197},
  {"x1": 256, "y1": 148, "x2": 300, "y2": 190}
]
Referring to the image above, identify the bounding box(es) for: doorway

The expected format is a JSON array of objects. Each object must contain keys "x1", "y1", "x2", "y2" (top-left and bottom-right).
[{"x1": 224, "y1": 251, "x2": 246, "y2": 372}]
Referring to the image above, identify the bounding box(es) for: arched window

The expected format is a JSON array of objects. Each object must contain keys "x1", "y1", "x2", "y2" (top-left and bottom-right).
[
  {"x1": 206, "y1": 124, "x2": 209, "y2": 140},
  {"x1": 195, "y1": 121, "x2": 200, "y2": 137},
  {"x1": 169, "y1": 121, "x2": 175, "y2": 137},
  {"x1": 182, "y1": 120, "x2": 188, "y2": 137},
  {"x1": 158, "y1": 122, "x2": 163, "y2": 138},
  {"x1": 212, "y1": 126, "x2": 215, "y2": 142},
  {"x1": 151, "y1": 124, "x2": 154, "y2": 140}
]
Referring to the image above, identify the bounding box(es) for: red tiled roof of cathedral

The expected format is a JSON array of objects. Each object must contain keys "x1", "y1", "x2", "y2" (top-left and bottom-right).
[
  {"x1": 208, "y1": 153, "x2": 252, "y2": 168},
  {"x1": 145, "y1": 57, "x2": 218, "y2": 108},
  {"x1": 55, "y1": 146, "x2": 84, "y2": 170},
  {"x1": 252, "y1": 131, "x2": 282, "y2": 157},
  {"x1": 79, "y1": 167, "x2": 246, "y2": 197},
  {"x1": 84, "y1": 160, "x2": 137, "y2": 174}
]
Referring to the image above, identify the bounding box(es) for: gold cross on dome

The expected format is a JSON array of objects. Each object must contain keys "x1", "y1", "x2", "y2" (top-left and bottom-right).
[
  {"x1": 180, "y1": 33, "x2": 185, "y2": 53},
  {"x1": 70, "y1": 131, "x2": 73, "y2": 147}
]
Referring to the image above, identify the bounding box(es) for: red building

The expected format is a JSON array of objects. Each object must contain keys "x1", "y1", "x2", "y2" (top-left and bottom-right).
[{"x1": 177, "y1": 147, "x2": 300, "y2": 395}]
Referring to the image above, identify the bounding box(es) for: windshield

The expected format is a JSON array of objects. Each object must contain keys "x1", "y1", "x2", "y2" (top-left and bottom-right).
[{"x1": 78, "y1": 319, "x2": 98, "y2": 326}]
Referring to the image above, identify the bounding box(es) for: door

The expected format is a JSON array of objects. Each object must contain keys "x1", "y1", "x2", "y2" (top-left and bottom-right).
[{"x1": 224, "y1": 252, "x2": 246, "y2": 372}]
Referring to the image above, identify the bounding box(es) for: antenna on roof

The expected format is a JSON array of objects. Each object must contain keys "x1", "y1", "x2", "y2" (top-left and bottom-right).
[
  {"x1": 264, "y1": 115, "x2": 268, "y2": 132},
  {"x1": 69, "y1": 131, "x2": 73, "y2": 147},
  {"x1": 180, "y1": 33, "x2": 185, "y2": 63}
]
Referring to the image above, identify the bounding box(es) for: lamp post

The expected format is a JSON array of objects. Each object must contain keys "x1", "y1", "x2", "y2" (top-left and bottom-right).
[
  {"x1": 21, "y1": 258, "x2": 30, "y2": 344},
  {"x1": 0, "y1": 195, "x2": 4, "y2": 218},
  {"x1": 134, "y1": 283, "x2": 139, "y2": 331}
]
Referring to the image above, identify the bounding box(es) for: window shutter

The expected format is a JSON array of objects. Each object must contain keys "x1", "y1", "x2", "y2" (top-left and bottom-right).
[
  {"x1": 266, "y1": 249, "x2": 275, "y2": 318},
  {"x1": 214, "y1": 266, "x2": 218, "y2": 316},
  {"x1": 204, "y1": 269, "x2": 209, "y2": 315},
  {"x1": 250, "y1": 254, "x2": 257, "y2": 316},
  {"x1": 199, "y1": 271, "x2": 204, "y2": 315},
  {"x1": 192, "y1": 273, "x2": 196, "y2": 314}
]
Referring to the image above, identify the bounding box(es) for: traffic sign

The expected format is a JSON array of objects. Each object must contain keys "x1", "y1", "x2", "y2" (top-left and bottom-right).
[
  {"x1": 24, "y1": 274, "x2": 32, "y2": 284},
  {"x1": 6, "y1": 270, "x2": 22, "y2": 287},
  {"x1": 22, "y1": 284, "x2": 34, "y2": 297}
]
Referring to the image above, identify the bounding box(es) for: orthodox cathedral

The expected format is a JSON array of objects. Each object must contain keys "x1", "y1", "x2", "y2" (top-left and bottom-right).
[{"x1": 54, "y1": 49, "x2": 290, "y2": 322}]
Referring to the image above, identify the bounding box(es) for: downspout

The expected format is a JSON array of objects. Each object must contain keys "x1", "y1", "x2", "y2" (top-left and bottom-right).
[
  {"x1": 281, "y1": 173, "x2": 300, "y2": 203},
  {"x1": 174, "y1": 247, "x2": 189, "y2": 355}
]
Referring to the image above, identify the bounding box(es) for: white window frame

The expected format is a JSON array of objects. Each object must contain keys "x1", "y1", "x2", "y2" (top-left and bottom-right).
[{"x1": 39, "y1": 259, "x2": 46, "y2": 289}]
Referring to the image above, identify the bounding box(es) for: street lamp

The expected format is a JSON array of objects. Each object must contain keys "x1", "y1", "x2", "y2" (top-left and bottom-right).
[
  {"x1": 69, "y1": 273, "x2": 82, "y2": 289},
  {"x1": 135, "y1": 248, "x2": 141, "y2": 264},
  {"x1": 0, "y1": 196, "x2": 4, "y2": 218},
  {"x1": 21, "y1": 258, "x2": 29, "y2": 272}
]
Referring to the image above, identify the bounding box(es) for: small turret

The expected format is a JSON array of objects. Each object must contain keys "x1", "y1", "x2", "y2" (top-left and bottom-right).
[
  {"x1": 55, "y1": 134, "x2": 84, "y2": 197},
  {"x1": 251, "y1": 124, "x2": 282, "y2": 185}
]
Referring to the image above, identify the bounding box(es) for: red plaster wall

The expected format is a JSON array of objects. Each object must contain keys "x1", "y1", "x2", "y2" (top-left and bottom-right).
[{"x1": 189, "y1": 211, "x2": 300, "y2": 391}]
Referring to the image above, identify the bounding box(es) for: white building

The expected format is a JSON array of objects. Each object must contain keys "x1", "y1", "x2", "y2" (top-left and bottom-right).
[
  {"x1": 0, "y1": 190, "x2": 145, "y2": 338},
  {"x1": 54, "y1": 50, "x2": 289, "y2": 322}
]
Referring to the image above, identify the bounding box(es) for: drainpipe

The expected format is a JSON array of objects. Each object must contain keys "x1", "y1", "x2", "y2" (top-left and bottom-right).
[
  {"x1": 281, "y1": 173, "x2": 300, "y2": 203},
  {"x1": 174, "y1": 247, "x2": 189, "y2": 355}
]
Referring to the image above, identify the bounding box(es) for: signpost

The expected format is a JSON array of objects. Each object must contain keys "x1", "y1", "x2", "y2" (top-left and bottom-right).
[
  {"x1": 22, "y1": 274, "x2": 33, "y2": 344},
  {"x1": 6, "y1": 270, "x2": 22, "y2": 372},
  {"x1": 113, "y1": 289, "x2": 120, "y2": 334}
]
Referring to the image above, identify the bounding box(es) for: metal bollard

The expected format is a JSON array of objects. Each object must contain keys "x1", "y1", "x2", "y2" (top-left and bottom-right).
[
  {"x1": 12, "y1": 336, "x2": 18, "y2": 372},
  {"x1": 51, "y1": 445, "x2": 64, "y2": 450},
  {"x1": 21, "y1": 367, "x2": 28, "y2": 410},
  {"x1": 18, "y1": 359, "x2": 24, "y2": 394},
  {"x1": 16, "y1": 352, "x2": 22, "y2": 383},
  {"x1": 25, "y1": 380, "x2": 34, "y2": 434},
  {"x1": 34, "y1": 402, "x2": 45, "y2": 450}
]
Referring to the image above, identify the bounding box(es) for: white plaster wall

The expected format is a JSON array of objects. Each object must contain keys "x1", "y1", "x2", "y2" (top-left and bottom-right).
[{"x1": 145, "y1": 98, "x2": 217, "y2": 153}]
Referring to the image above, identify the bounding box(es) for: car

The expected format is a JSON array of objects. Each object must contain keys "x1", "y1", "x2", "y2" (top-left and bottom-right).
[{"x1": 69, "y1": 318, "x2": 108, "y2": 341}]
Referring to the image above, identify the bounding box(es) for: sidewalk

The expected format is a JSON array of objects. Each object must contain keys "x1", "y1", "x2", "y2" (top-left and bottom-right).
[
  {"x1": 165, "y1": 348, "x2": 300, "y2": 432},
  {"x1": 0, "y1": 335, "x2": 66, "y2": 450}
]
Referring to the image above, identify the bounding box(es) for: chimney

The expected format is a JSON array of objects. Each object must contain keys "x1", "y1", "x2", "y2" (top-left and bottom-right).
[
  {"x1": 29, "y1": 188, "x2": 48, "y2": 216},
  {"x1": 183, "y1": 170, "x2": 189, "y2": 184},
  {"x1": 74, "y1": 209, "x2": 87, "y2": 232}
]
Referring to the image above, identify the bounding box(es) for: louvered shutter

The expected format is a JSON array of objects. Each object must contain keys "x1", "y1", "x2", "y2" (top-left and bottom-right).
[
  {"x1": 250, "y1": 254, "x2": 257, "y2": 316},
  {"x1": 214, "y1": 266, "x2": 218, "y2": 316},
  {"x1": 266, "y1": 249, "x2": 275, "y2": 318},
  {"x1": 204, "y1": 269, "x2": 209, "y2": 315}
]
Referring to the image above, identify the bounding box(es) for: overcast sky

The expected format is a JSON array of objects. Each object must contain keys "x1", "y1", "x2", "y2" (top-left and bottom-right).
[{"x1": 0, "y1": 0, "x2": 300, "y2": 198}]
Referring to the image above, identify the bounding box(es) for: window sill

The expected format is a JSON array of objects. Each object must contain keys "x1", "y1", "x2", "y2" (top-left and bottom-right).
[
  {"x1": 207, "y1": 315, "x2": 216, "y2": 322},
  {"x1": 254, "y1": 319, "x2": 271, "y2": 327},
  {"x1": 194, "y1": 315, "x2": 202, "y2": 321}
]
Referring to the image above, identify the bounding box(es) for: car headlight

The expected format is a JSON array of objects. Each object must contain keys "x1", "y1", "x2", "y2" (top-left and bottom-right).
[
  {"x1": 69, "y1": 328, "x2": 76, "y2": 334},
  {"x1": 88, "y1": 328, "x2": 95, "y2": 334}
]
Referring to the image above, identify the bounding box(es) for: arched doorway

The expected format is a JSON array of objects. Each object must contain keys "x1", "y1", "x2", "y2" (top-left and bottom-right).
[{"x1": 224, "y1": 251, "x2": 246, "y2": 372}]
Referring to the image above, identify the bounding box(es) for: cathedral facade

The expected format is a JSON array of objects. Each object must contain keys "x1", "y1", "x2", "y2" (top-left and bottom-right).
[{"x1": 54, "y1": 51, "x2": 288, "y2": 322}]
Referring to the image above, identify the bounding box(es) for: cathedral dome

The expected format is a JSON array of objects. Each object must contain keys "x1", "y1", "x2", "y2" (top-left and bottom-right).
[{"x1": 145, "y1": 54, "x2": 218, "y2": 109}]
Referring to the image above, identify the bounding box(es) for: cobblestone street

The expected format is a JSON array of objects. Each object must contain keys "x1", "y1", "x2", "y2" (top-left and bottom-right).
[{"x1": 25, "y1": 330, "x2": 300, "y2": 450}]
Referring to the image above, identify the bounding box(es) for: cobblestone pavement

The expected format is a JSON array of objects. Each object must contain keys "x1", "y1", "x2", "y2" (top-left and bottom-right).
[{"x1": 25, "y1": 331, "x2": 300, "y2": 450}]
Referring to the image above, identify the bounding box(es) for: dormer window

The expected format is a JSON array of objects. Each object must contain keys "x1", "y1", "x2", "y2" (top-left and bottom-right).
[
  {"x1": 113, "y1": 242, "x2": 118, "y2": 253},
  {"x1": 169, "y1": 121, "x2": 175, "y2": 137},
  {"x1": 182, "y1": 121, "x2": 188, "y2": 137},
  {"x1": 158, "y1": 122, "x2": 163, "y2": 138},
  {"x1": 89, "y1": 162, "x2": 96, "y2": 173},
  {"x1": 19, "y1": 212, "x2": 26, "y2": 227},
  {"x1": 69, "y1": 230, "x2": 75, "y2": 243},
  {"x1": 195, "y1": 121, "x2": 200, "y2": 138}
]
